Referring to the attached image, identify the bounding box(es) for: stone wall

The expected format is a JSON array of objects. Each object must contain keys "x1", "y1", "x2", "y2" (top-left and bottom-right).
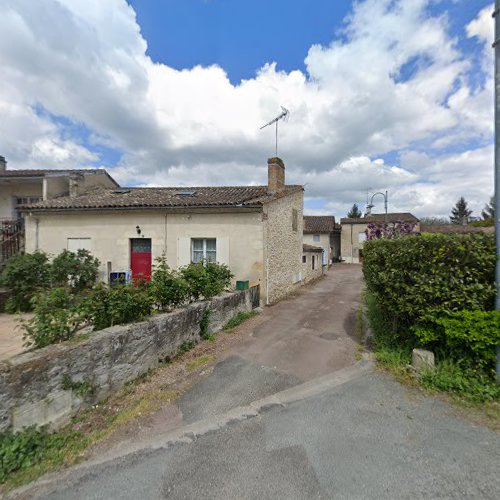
[
  {"x1": 263, "y1": 189, "x2": 304, "y2": 304},
  {"x1": 302, "y1": 250, "x2": 323, "y2": 284},
  {"x1": 0, "y1": 286, "x2": 259, "y2": 432}
]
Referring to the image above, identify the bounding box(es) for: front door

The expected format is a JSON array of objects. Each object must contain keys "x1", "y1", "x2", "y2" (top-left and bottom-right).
[{"x1": 130, "y1": 238, "x2": 152, "y2": 282}]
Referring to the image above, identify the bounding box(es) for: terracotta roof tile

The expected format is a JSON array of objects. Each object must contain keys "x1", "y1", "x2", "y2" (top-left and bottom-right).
[
  {"x1": 20, "y1": 185, "x2": 303, "y2": 211},
  {"x1": 340, "y1": 213, "x2": 419, "y2": 224},
  {"x1": 420, "y1": 224, "x2": 494, "y2": 234},
  {"x1": 303, "y1": 216, "x2": 338, "y2": 233},
  {"x1": 303, "y1": 243, "x2": 323, "y2": 252}
]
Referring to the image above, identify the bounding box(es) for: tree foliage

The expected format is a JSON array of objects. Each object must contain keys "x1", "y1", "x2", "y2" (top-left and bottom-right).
[
  {"x1": 346, "y1": 203, "x2": 363, "y2": 218},
  {"x1": 450, "y1": 197, "x2": 472, "y2": 225},
  {"x1": 365, "y1": 221, "x2": 416, "y2": 240},
  {"x1": 481, "y1": 196, "x2": 495, "y2": 221}
]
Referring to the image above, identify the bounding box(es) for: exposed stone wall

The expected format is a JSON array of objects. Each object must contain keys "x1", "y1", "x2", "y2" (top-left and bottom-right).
[
  {"x1": 263, "y1": 189, "x2": 304, "y2": 304},
  {"x1": 302, "y1": 251, "x2": 323, "y2": 283},
  {"x1": 0, "y1": 287, "x2": 259, "y2": 432}
]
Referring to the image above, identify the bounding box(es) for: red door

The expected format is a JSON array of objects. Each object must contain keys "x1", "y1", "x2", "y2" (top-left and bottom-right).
[{"x1": 130, "y1": 238, "x2": 152, "y2": 282}]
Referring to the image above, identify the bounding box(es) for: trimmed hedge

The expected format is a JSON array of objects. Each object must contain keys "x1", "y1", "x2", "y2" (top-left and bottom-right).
[{"x1": 363, "y1": 233, "x2": 495, "y2": 333}]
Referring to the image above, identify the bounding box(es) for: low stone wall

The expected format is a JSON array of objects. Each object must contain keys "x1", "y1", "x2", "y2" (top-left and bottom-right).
[{"x1": 0, "y1": 286, "x2": 259, "y2": 432}]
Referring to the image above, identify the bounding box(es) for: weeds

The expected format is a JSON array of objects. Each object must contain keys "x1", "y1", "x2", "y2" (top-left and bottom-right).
[{"x1": 224, "y1": 310, "x2": 258, "y2": 330}]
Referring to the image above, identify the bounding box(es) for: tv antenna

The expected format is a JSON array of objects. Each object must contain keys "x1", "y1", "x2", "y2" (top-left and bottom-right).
[{"x1": 260, "y1": 106, "x2": 290, "y2": 157}]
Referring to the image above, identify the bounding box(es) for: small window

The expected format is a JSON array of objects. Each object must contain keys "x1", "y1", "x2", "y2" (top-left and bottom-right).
[
  {"x1": 302, "y1": 255, "x2": 306, "y2": 264},
  {"x1": 292, "y1": 209, "x2": 298, "y2": 232},
  {"x1": 312, "y1": 255, "x2": 315, "y2": 270},
  {"x1": 192, "y1": 238, "x2": 216, "y2": 264},
  {"x1": 313, "y1": 234, "x2": 320, "y2": 242},
  {"x1": 15, "y1": 197, "x2": 41, "y2": 205},
  {"x1": 68, "y1": 238, "x2": 91, "y2": 252}
]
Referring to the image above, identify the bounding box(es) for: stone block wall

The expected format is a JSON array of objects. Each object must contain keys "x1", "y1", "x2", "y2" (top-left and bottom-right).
[
  {"x1": 0, "y1": 286, "x2": 259, "y2": 432},
  {"x1": 263, "y1": 189, "x2": 304, "y2": 304},
  {"x1": 302, "y1": 250, "x2": 323, "y2": 284}
]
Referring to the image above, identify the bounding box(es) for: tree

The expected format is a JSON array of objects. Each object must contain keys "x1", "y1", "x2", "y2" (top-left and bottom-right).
[
  {"x1": 347, "y1": 203, "x2": 363, "y2": 218},
  {"x1": 450, "y1": 197, "x2": 472, "y2": 225},
  {"x1": 481, "y1": 196, "x2": 495, "y2": 221}
]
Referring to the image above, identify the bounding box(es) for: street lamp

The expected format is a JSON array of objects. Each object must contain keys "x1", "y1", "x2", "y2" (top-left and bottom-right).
[{"x1": 366, "y1": 191, "x2": 388, "y2": 223}]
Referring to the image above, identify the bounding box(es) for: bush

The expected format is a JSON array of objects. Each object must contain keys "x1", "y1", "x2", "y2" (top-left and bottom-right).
[
  {"x1": 21, "y1": 288, "x2": 84, "y2": 348},
  {"x1": 150, "y1": 256, "x2": 190, "y2": 310},
  {"x1": 50, "y1": 249, "x2": 100, "y2": 293},
  {"x1": 0, "y1": 252, "x2": 51, "y2": 312},
  {"x1": 81, "y1": 283, "x2": 154, "y2": 331},
  {"x1": 181, "y1": 262, "x2": 233, "y2": 301},
  {"x1": 414, "y1": 310, "x2": 500, "y2": 373},
  {"x1": 363, "y1": 234, "x2": 495, "y2": 334}
]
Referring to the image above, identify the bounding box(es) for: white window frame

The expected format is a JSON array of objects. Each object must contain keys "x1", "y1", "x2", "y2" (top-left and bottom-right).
[
  {"x1": 313, "y1": 234, "x2": 320, "y2": 242},
  {"x1": 67, "y1": 238, "x2": 91, "y2": 252},
  {"x1": 191, "y1": 238, "x2": 216, "y2": 264}
]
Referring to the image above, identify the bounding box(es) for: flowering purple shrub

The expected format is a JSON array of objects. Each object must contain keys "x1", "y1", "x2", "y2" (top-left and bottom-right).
[{"x1": 365, "y1": 221, "x2": 416, "y2": 240}]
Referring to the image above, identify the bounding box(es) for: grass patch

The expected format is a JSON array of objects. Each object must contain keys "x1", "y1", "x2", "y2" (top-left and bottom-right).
[
  {"x1": 224, "y1": 310, "x2": 258, "y2": 330},
  {"x1": 186, "y1": 355, "x2": 214, "y2": 373}
]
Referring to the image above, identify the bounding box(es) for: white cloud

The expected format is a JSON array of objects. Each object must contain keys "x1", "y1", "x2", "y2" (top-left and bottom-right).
[{"x1": 0, "y1": 0, "x2": 494, "y2": 217}]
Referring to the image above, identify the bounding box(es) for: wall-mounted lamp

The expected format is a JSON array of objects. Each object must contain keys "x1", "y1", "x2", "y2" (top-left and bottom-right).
[{"x1": 136, "y1": 225, "x2": 141, "y2": 235}]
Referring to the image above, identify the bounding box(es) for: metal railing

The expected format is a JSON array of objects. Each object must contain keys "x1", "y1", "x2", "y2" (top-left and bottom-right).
[{"x1": 0, "y1": 219, "x2": 24, "y2": 265}]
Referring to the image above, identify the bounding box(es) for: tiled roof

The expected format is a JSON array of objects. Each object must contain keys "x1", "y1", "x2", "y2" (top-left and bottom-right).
[
  {"x1": 0, "y1": 168, "x2": 119, "y2": 186},
  {"x1": 303, "y1": 243, "x2": 323, "y2": 252},
  {"x1": 420, "y1": 224, "x2": 494, "y2": 234},
  {"x1": 303, "y1": 215, "x2": 338, "y2": 234},
  {"x1": 340, "y1": 213, "x2": 419, "y2": 224},
  {"x1": 20, "y1": 185, "x2": 303, "y2": 211}
]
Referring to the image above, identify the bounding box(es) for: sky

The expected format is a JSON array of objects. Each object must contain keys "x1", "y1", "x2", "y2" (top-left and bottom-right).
[{"x1": 0, "y1": 0, "x2": 494, "y2": 219}]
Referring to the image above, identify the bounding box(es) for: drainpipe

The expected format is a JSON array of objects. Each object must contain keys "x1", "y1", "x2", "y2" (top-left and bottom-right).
[
  {"x1": 34, "y1": 217, "x2": 39, "y2": 251},
  {"x1": 350, "y1": 224, "x2": 353, "y2": 264}
]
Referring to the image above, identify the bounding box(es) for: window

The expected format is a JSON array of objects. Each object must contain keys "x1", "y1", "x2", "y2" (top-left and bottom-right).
[
  {"x1": 67, "y1": 238, "x2": 91, "y2": 252},
  {"x1": 302, "y1": 255, "x2": 306, "y2": 263},
  {"x1": 292, "y1": 209, "x2": 298, "y2": 232},
  {"x1": 192, "y1": 238, "x2": 216, "y2": 263},
  {"x1": 358, "y1": 232, "x2": 367, "y2": 248},
  {"x1": 15, "y1": 197, "x2": 42, "y2": 205},
  {"x1": 312, "y1": 255, "x2": 315, "y2": 270},
  {"x1": 313, "y1": 234, "x2": 320, "y2": 242}
]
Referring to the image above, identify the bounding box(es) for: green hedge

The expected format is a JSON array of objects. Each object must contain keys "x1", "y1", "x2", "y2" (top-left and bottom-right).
[{"x1": 363, "y1": 233, "x2": 495, "y2": 333}]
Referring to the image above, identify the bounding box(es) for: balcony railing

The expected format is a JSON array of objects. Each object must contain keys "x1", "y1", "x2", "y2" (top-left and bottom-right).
[{"x1": 0, "y1": 219, "x2": 24, "y2": 265}]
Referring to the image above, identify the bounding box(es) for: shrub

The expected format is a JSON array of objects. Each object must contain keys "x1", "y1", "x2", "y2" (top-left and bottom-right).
[
  {"x1": 150, "y1": 256, "x2": 190, "y2": 310},
  {"x1": 50, "y1": 249, "x2": 100, "y2": 293},
  {"x1": 363, "y1": 234, "x2": 495, "y2": 333},
  {"x1": 0, "y1": 252, "x2": 50, "y2": 312},
  {"x1": 414, "y1": 310, "x2": 500, "y2": 373},
  {"x1": 81, "y1": 283, "x2": 154, "y2": 331},
  {"x1": 181, "y1": 262, "x2": 233, "y2": 301},
  {"x1": 224, "y1": 310, "x2": 258, "y2": 330},
  {"x1": 21, "y1": 288, "x2": 84, "y2": 348}
]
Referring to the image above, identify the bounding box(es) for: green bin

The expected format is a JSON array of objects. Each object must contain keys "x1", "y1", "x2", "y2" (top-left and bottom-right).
[{"x1": 236, "y1": 280, "x2": 249, "y2": 290}]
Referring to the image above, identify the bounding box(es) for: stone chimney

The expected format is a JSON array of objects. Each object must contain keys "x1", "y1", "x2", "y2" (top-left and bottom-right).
[
  {"x1": 69, "y1": 172, "x2": 84, "y2": 198},
  {"x1": 0, "y1": 156, "x2": 6, "y2": 172},
  {"x1": 268, "y1": 157, "x2": 285, "y2": 193}
]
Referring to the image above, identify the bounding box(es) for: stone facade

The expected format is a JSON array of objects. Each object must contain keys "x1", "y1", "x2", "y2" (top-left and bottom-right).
[
  {"x1": 263, "y1": 189, "x2": 304, "y2": 304},
  {"x1": 302, "y1": 246, "x2": 323, "y2": 283},
  {"x1": 0, "y1": 287, "x2": 259, "y2": 432}
]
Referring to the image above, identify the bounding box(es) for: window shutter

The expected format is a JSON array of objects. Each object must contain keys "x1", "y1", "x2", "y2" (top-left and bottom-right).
[
  {"x1": 177, "y1": 237, "x2": 191, "y2": 267},
  {"x1": 217, "y1": 237, "x2": 230, "y2": 266}
]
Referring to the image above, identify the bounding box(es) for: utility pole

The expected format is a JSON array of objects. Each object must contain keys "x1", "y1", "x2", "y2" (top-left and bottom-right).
[{"x1": 493, "y1": 0, "x2": 500, "y2": 381}]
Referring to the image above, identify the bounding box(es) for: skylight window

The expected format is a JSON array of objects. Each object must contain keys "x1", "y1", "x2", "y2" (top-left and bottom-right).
[
  {"x1": 112, "y1": 189, "x2": 131, "y2": 194},
  {"x1": 175, "y1": 191, "x2": 196, "y2": 196}
]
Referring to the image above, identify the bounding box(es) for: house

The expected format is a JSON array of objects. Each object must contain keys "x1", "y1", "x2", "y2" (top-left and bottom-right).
[
  {"x1": 340, "y1": 212, "x2": 420, "y2": 263},
  {"x1": 0, "y1": 155, "x2": 118, "y2": 263},
  {"x1": 303, "y1": 215, "x2": 341, "y2": 267},
  {"x1": 302, "y1": 244, "x2": 324, "y2": 283},
  {"x1": 21, "y1": 157, "x2": 304, "y2": 305}
]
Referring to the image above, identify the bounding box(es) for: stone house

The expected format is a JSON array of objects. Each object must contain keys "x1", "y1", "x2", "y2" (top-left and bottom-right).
[
  {"x1": 21, "y1": 158, "x2": 304, "y2": 305},
  {"x1": 303, "y1": 215, "x2": 341, "y2": 267},
  {"x1": 340, "y1": 213, "x2": 420, "y2": 263},
  {"x1": 302, "y1": 244, "x2": 324, "y2": 283}
]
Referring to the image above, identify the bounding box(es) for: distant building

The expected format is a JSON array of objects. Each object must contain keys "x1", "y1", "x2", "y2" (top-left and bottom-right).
[
  {"x1": 303, "y1": 215, "x2": 341, "y2": 267},
  {"x1": 302, "y1": 244, "x2": 324, "y2": 283},
  {"x1": 340, "y1": 213, "x2": 420, "y2": 264}
]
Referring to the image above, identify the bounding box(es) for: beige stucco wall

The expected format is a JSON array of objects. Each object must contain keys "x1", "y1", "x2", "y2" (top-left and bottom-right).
[
  {"x1": 263, "y1": 189, "x2": 304, "y2": 304},
  {"x1": 24, "y1": 209, "x2": 264, "y2": 289},
  {"x1": 341, "y1": 221, "x2": 421, "y2": 263},
  {"x1": 0, "y1": 181, "x2": 43, "y2": 220},
  {"x1": 302, "y1": 251, "x2": 323, "y2": 283},
  {"x1": 303, "y1": 233, "x2": 330, "y2": 266}
]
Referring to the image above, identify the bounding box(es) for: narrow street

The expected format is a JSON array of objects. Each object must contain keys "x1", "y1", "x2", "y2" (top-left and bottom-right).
[{"x1": 10, "y1": 265, "x2": 500, "y2": 499}]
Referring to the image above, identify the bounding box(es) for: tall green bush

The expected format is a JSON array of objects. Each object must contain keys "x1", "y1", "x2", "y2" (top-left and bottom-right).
[
  {"x1": 150, "y1": 256, "x2": 190, "y2": 310},
  {"x1": 0, "y1": 252, "x2": 51, "y2": 312},
  {"x1": 181, "y1": 262, "x2": 233, "y2": 301},
  {"x1": 363, "y1": 233, "x2": 495, "y2": 333},
  {"x1": 50, "y1": 249, "x2": 100, "y2": 292}
]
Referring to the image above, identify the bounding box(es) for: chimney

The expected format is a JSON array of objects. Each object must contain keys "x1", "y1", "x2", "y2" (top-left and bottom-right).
[
  {"x1": 69, "y1": 172, "x2": 84, "y2": 198},
  {"x1": 0, "y1": 156, "x2": 6, "y2": 171},
  {"x1": 268, "y1": 157, "x2": 285, "y2": 192}
]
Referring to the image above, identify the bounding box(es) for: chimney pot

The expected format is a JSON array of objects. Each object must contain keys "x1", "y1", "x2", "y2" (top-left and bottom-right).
[
  {"x1": 267, "y1": 157, "x2": 285, "y2": 192},
  {"x1": 0, "y1": 156, "x2": 6, "y2": 171}
]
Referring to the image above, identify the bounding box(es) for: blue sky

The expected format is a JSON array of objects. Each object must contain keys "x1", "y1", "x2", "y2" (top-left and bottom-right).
[{"x1": 0, "y1": 0, "x2": 495, "y2": 217}]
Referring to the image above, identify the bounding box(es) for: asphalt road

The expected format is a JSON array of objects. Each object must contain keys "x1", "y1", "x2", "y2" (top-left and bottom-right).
[{"x1": 23, "y1": 370, "x2": 500, "y2": 499}]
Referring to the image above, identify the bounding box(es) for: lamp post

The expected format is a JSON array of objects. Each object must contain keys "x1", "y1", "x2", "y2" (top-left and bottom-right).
[
  {"x1": 493, "y1": 1, "x2": 500, "y2": 381},
  {"x1": 366, "y1": 191, "x2": 389, "y2": 223}
]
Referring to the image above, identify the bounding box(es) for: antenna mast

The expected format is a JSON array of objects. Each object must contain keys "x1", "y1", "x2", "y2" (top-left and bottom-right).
[{"x1": 260, "y1": 106, "x2": 289, "y2": 157}]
